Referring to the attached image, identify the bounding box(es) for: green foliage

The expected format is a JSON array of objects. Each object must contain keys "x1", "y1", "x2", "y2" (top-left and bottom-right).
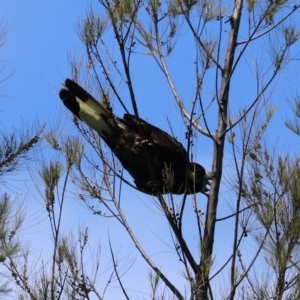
[
  {"x1": 40, "y1": 160, "x2": 62, "y2": 213},
  {"x1": 265, "y1": 0, "x2": 288, "y2": 24},
  {"x1": 81, "y1": 9, "x2": 107, "y2": 47},
  {"x1": 0, "y1": 194, "x2": 23, "y2": 296},
  {"x1": 0, "y1": 130, "x2": 39, "y2": 178},
  {"x1": 109, "y1": 0, "x2": 135, "y2": 23},
  {"x1": 0, "y1": 194, "x2": 22, "y2": 260},
  {"x1": 286, "y1": 97, "x2": 300, "y2": 135},
  {"x1": 242, "y1": 146, "x2": 300, "y2": 298}
]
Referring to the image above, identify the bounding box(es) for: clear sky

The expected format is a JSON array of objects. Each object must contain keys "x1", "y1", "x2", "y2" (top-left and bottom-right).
[
  {"x1": 1, "y1": 1, "x2": 300, "y2": 299},
  {"x1": 1, "y1": 1, "x2": 83, "y2": 126}
]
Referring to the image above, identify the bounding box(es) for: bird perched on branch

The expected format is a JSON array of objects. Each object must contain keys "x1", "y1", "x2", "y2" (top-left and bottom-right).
[{"x1": 59, "y1": 79, "x2": 209, "y2": 195}]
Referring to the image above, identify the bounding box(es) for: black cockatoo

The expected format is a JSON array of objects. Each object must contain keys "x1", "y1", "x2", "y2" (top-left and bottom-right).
[{"x1": 59, "y1": 79, "x2": 209, "y2": 195}]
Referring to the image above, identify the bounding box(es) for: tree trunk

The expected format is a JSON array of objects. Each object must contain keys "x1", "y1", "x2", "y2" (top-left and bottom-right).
[{"x1": 196, "y1": 1, "x2": 243, "y2": 298}]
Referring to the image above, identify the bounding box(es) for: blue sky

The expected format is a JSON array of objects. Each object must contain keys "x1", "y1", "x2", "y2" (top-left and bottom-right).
[
  {"x1": 1, "y1": 1, "x2": 84, "y2": 126},
  {"x1": 1, "y1": 1, "x2": 300, "y2": 299}
]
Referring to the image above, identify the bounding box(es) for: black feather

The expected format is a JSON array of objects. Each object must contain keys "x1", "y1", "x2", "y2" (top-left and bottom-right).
[{"x1": 59, "y1": 79, "x2": 209, "y2": 195}]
